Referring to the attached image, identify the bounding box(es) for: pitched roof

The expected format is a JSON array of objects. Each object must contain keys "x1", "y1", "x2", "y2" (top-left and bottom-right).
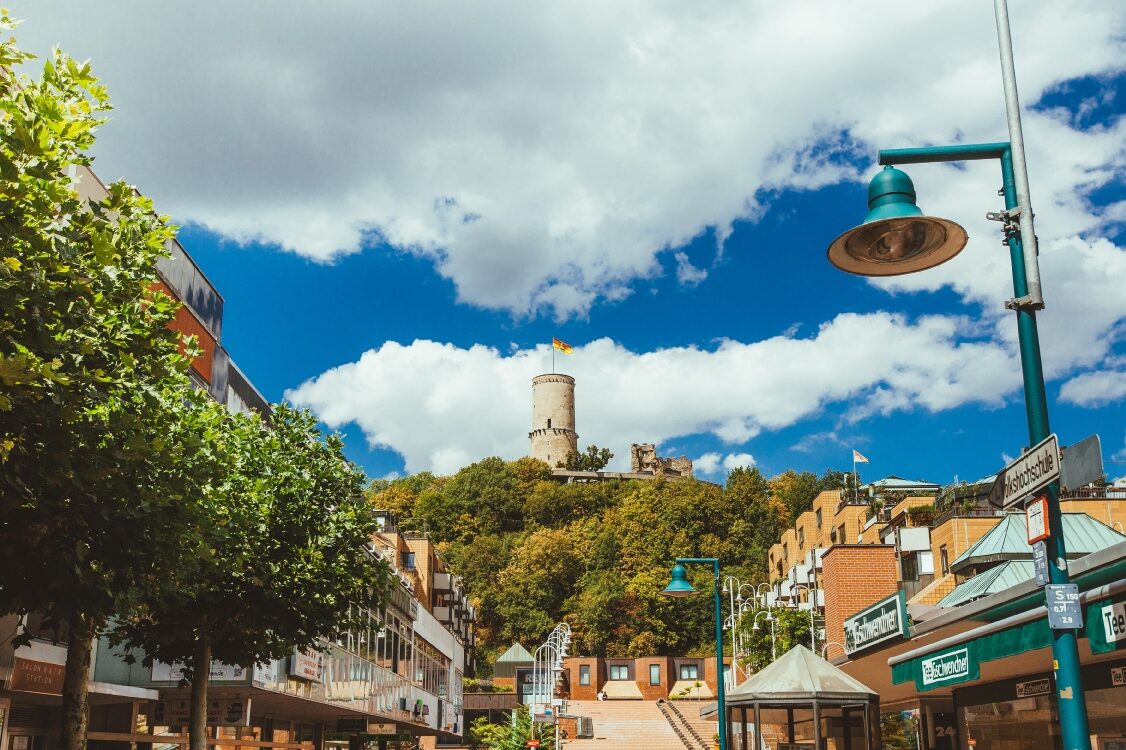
[
  {"x1": 864, "y1": 475, "x2": 940, "y2": 490},
  {"x1": 950, "y1": 512, "x2": 1126, "y2": 573},
  {"x1": 936, "y1": 561, "x2": 1036, "y2": 608},
  {"x1": 495, "y1": 642, "x2": 534, "y2": 664},
  {"x1": 726, "y1": 645, "x2": 877, "y2": 705}
]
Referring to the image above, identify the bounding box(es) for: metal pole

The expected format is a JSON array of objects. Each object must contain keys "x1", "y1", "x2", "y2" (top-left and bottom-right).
[
  {"x1": 997, "y1": 150, "x2": 1090, "y2": 750},
  {"x1": 711, "y1": 561, "x2": 729, "y2": 750},
  {"x1": 994, "y1": 0, "x2": 1043, "y2": 306},
  {"x1": 727, "y1": 578, "x2": 738, "y2": 690}
]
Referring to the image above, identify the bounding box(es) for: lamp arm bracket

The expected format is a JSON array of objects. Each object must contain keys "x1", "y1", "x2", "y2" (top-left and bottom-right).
[
  {"x1": 1005, "y1": 294, "x2": 1045, "y2": 312},
  {"x1": 986, "y1": 207, "x2": 1023, "y2": 238}
]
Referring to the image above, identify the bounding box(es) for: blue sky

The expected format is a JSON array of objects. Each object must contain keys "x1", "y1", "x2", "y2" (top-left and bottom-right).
[{"x1": 11, "y1": 2, "x2": 1125, "y2": 485}]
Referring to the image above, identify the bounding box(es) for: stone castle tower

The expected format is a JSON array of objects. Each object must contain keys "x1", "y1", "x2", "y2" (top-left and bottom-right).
[{"x1": 529, "y1": 373, "x2": 578, "y2": 467}]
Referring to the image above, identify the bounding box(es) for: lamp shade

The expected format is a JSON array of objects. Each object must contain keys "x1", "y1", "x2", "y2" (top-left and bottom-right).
[
  {"x1": 827, "y1": 165, "x2": 968, "y2": 276},
  {"x1": 661, "y1": 564, "x2": 697, "y2": 597}
]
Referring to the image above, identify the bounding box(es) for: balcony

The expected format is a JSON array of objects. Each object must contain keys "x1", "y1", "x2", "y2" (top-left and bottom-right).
[{"x1": 932, "y1": 504, "x2": 1003, "y2": 528}]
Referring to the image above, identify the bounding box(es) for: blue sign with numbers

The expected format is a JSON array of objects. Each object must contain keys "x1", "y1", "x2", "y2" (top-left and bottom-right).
[
  {"x1": 1032, "y1": 541, "x2": 1049, "y2": 587},
  {"x1": 1046, "y1": 584, "x2": 1083, "y2": 630}
]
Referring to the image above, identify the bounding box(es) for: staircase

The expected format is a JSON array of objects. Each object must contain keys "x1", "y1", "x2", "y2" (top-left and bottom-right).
[
  {"x1": 657, "y1": 699, "x2": 709, "y2": 750},
  {"x1": 564, "y1": 700, "x2": 685, "y2": 750},
  {"x1": 664, "y1": 700, "x2": 717, "y2": 749}
]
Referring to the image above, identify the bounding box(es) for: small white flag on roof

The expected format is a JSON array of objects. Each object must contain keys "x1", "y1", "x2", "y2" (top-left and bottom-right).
[{"x1": 853, "y1": 450, "x2": 869, "y2": 463}]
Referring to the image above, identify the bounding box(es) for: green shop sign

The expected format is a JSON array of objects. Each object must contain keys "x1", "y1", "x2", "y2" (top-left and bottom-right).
[
  {"x1": 844, "y1": 591, "x2": 910, "y2": 656},
  {"x1": 920, "y1": 648, "x2": 976, "y2": 687},
  {"x1": 892, "y1": 616, "x2": 1051, "y2": 692},
  {"x1": 1086, "y1": 596, "x2": 1126, "y2": 654}
]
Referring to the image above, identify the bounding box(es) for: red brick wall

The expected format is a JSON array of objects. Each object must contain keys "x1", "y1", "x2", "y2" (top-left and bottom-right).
[
  {"x1": 563, "y1": 657, "x2": 602, "y2": 701},
  {"x1": 634, "y1": 657, "x2": 672, "y2": 699},
  {"x1": 821, "y1": 544, "x2": 899, "y2": 661},
  {"x1": 703, "y1": 656, "x2": 731, "y2": 695}
]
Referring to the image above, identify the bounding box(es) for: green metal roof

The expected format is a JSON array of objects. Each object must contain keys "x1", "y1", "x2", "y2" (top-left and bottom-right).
[
  {"x1": 950, "y1": 512, "x2": 1125, "y2": 573},
  {"x1": 937, "y1": 561, "x2": 1036, "y2": 608},
  {"x1": 864, "y1": 475, "x2": 940, "y2": 490},
  {"x1": 495, "y1": 642, "x2": 534, "y2": 664}
]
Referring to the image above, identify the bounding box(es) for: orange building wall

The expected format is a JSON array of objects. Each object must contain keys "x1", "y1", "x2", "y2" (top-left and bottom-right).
[
  {"x1": 153, "y1": 281, "x2": 215, "y2": 384},
  {"x1": 1060, "y1": 499, "x2": 1126, "y2": 534}
]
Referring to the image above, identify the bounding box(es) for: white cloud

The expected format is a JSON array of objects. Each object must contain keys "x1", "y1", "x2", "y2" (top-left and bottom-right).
[
  {"x1": 723, "y1": 453, "x2": 756, "y2": 471},
  {"x1": 287, "y1": 312, "x2": 1024, "y2": 474},
  {"x1": 7, "y1": 1, "x2": 1123, "y2": 321},
  {"x1": 1059, "y1": 370, "x2": 1126, "y2": 407},
  {"x1": 693, "y1": 452, "x2": 756, "y2": 478},
  {"x1": 674, "y1": 252, "x2": 708, "y2": 286},
  {"x1": 694, "y1": 453, "x2": 722, "y2": 476}
]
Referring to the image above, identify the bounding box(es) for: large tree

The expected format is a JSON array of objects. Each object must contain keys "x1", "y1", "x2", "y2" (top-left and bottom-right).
[
  {"x1": 0, "y1": 19, "x2": 216, "y2": 748},
  {"x1": 110, "y1": 405, "x2": 394, "y2": 750}
]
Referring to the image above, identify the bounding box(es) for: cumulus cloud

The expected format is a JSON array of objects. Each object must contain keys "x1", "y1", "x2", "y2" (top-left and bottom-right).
[
  {"x1": 287, "y1": 312, "x2": 1023, "y2": 474},
  {"x1": 1059, "y1": 369, "x2": 1126, "y2": 407},
  {"x1": 8, "y1": 1, "x2": 1123, "y2": 319},
  {"x1": 694, "y1": 452, "x2": 756, "y2": 477}
]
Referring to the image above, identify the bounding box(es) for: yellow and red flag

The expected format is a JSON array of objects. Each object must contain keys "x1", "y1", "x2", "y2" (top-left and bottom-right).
[{"x1": 552, "y1": 337, "x2": 574, "y2": 354}]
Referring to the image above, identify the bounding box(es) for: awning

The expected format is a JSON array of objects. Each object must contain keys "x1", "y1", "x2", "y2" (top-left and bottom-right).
[
  {"x1": 891, "y1": 616, "x2": 1049, "y2": 691},
  {"x1": 1085, "y1": 592, "x2": 1126, "y2": 655},
  {"x1": 891, "y1": 578, "x2": 1126, "y2": 692}
]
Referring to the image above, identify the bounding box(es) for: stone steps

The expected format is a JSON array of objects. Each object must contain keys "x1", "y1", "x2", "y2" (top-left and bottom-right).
[{"x1": 564, "y1": 700, "x2": 688, "y2": 750}]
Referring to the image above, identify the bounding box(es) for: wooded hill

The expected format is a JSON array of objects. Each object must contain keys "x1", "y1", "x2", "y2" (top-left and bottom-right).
[{"x1": 367, "y1": 457, "x2": 848, "y2": 671}]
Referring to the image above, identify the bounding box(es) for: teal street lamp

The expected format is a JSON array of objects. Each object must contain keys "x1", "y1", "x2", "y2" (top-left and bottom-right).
[
  {"x1": 824, "y1": 4, "x2": 1090, "y2": 747},
  {"x1": 662, "y1": 558, "x2": 728, "y2": 750}
]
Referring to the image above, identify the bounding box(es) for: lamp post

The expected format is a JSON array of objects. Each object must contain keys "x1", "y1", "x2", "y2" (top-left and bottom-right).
[
  {"x1": 662, "y1": 559, "x2": 728, "y2": 750},
  {"x1": 824, "y1": 3, "x2": 1089, "y2": 746},
  {"x1": 790, "y1": 583, "x2": 818, "y2": 655},
  {"x1": 750, "y1": 610, "x2": 776, "y2": 662}
]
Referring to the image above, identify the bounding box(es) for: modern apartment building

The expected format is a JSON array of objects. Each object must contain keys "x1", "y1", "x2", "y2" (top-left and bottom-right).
[{"x1": 0, "y1": 166, "x2": 472, "y2": 748}]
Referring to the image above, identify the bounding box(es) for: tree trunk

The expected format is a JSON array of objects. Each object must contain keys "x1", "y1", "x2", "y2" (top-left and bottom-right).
[
  {"x1": 189, "y1": 634, "x2": 212, "y2": 750},
  {"x1": 60, "y1": 610, "x2": 95, "y2": 750}
]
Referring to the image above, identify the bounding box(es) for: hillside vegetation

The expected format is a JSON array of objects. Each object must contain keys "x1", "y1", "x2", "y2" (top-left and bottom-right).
[{"x1": 367, "y1": 457, "x2": 847, "y2": 670}]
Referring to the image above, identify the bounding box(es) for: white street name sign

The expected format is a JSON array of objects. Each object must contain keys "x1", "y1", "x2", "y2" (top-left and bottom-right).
[{"x1": 990, "y1": 434, "x2": 1060, "y2": 509}]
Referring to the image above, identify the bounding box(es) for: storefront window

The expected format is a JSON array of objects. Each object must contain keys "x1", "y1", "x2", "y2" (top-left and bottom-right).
[{"x1": 956, "y1": 663, "x2": 1126, "y2": 750}]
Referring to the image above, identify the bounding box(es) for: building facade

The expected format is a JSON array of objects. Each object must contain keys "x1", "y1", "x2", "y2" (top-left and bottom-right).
[{"x1": 0, "y1": 166, "x2": 473, "y2": 749}]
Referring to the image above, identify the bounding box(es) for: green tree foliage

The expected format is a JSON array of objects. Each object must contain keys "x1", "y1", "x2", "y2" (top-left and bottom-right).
[
  {"x1": 557, "y1": 444, "x2": 613, "y2": 471},
  {"x1": 880, "y1": 711, "x2": 920, "y2": 750},
  {"x1": 368, "y1": 459, "x2": 805, "y2": 668},
  {"x1": 0, "y1": 18, "x2": 215, "y2": 748},
  {"x1": 736, "y1": 607, "x2": 814, "y2": 673},
  {"x1": 469, "y1": 706, "x2": 556, "y2": 750},
  {"x1": 110, "y1": 405, "x2": 394, "y2": 750}
]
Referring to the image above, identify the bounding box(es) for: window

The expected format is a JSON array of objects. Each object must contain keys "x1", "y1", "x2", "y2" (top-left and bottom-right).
[
  {"x1": 815, "y1": 509, "x2": 822, "y2": 529},
  {"x1": 838, "y1": 524, "x2": 847, "y2": 544},
  {"x1": 940, "y1": 545, "x2": 949, "y2": 574},
  {"x1": 649, "y1": 664, "x2": 661, "y2": 685},
  {"x1": 679, "y1": 664, "x2": 699, "y2": 680},
  {"x1": 798, "y1": 528, "x2": 805, "y2": 549},
  {"x1": 901, "y1": 552, "x2": 919, "y2": 581},
  {"x1": 609, "y1": 665, "x2": 629, "y2": 680},
  {"x1": 782, "y1": 543, "x2": 789, "y2": 561},
  {"x1": 579, "y1": 665, "x2": 590, "y2": 686},
  {"x1": 547, "y1": 418, "x2": 552, "y2": 428},
  {"x1": 402, "y1": 552, "x2": 416, "y2": 571}
]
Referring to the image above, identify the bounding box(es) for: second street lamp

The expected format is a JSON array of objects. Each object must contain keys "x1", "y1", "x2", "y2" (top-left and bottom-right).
[{"x1": 662, "y1": 558, "x2": 729, "y2": 750}]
